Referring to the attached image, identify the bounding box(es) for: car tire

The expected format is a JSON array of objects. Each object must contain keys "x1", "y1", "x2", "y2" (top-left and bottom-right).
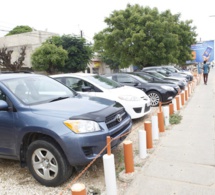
[
  {"x1": 147, "y1": 91, "x2": 162, "y2": 107},
  {"x1": 26, "y1": 139, "x2": 73, "y2": 187}
]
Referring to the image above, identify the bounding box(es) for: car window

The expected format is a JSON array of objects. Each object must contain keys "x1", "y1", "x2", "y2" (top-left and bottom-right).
[
  {"x1": 136, "y1": 73, "x2": 153, "y2": 82},
  {"x1": 117, "y1": 75, "x2": 135, "y2": 83},
  {"x1": 0, "y1": 87, "x2": 14, "y2": 110},
  {"x1": 0, "y1": 89, "x2": 6, "y2": 101},
  {"x1": 65, "y1": 77, "x2": 83, "y2": 91},
  {"x1": 85, "y1": 75, "x2": 122, "y2": 89},
  {"x1": 2, "y1": 76, "x2": 75, "y2": 105}
]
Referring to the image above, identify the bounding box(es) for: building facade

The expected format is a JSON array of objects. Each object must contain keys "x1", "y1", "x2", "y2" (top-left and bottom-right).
[
  {"x1": 0, "y1": 31, "x2": 119, "y2": 74},
  {"x1": 0, "y1": 31, "x2": 58, "y2": 70}
]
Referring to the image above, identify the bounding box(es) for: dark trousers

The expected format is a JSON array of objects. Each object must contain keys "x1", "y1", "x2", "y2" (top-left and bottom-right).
[{"x1": 203, "y1": 73, "x2": 208, "y2": 84}]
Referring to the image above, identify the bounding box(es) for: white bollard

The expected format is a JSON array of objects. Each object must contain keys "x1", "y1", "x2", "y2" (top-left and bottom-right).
[
  {"x1": 178, "y1": 93, "x2": 182, "y2": 108},
  {"x1": 163, "y1": 106, "x2": 170, "y2": 126},
  {"x1": 138, "y1": 129, "x2": 147, "y2": 159},
  {"x1": 103, "y1": 154, "x2": 117, "y2": 195},
  {"x1": 151, "y1": 115, "x2": 159, "y2": 140},
  {"x1": 188, "y1": 84, "x2": 191, "y2": 96},
  {"x1": 172, "y1": 98, "x2": 177, "y2": 112}
]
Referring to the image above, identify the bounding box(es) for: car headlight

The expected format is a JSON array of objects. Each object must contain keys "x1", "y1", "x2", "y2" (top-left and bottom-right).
[
  {"x1": 161, "y1": 86, "x2": 174, "y2": 91},
  {"x1": 64, "y1": 120, "x2": 101, "y2": 133},
  {"x1": 118, "y1": 95, "x2": 141, "y2": 101}
]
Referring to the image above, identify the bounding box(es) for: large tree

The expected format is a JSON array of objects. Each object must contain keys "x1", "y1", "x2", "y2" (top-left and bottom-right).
[
  {"x1": 93, "y1": 4, "x2": 197, "y2": 69},
  {"x1": 6, "y1": 25, "x2": 33, "y2": 36},
  {"x1": 31, "y1": 43, "x2": 68, "y2": 74},
  {"x1": 46, "y1": 35, "x2": 94, "y2": 72},
  {"x1": 0, "y1": 46, "x2": 26, "y2": 71}
]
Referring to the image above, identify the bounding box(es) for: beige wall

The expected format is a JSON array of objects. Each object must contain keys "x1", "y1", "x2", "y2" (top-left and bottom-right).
[{"x1": 0, "y1": 31, "x2": 58, "y2": 69}]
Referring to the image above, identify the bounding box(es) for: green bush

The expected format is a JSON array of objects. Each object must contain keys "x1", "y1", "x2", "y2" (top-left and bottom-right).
[{"x1": 169, "y1": 113, "x2": 182, "y2": 124}]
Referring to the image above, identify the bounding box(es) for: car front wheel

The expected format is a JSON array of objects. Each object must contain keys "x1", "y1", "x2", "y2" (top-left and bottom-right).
[
  {"x1": 147, "y1": 91, "x2": 162, "y2": 107},
  {"x1": 26, "y1": 139, "x2": 73, "y2": 187}
]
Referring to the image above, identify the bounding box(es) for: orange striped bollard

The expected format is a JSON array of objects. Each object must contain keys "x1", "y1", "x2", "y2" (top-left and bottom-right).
[
  {"x1": 185, "y1": 89, "x2": 188, "y2": 101},
  {"x1": 71, "y1": 183, "x2": 87, "y2": 195},
  {"x1": 107, "y1": 136, "x2": 111, "y2": 155},
  {"x1": 176, "y1": 95, "x2": 180, "y2": 111},
  {"x1": 181, "y1": 92, "x2": 185, "y2": 106},
  {"x1": 144, "y1": 121, "x2": 153, "y2": 149},
  {"x1": 157, "y1": 111, "x2": 165, "y2": 133},
  {"x1": 123, "y1": 140, "x2": 134, "y2": 173},
  {"x1": 169, "y1": 103, "x2": 174, "y2": 115}
]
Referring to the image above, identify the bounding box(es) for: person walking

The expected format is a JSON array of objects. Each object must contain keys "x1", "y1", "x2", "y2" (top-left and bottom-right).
[{"x1": 202, "y1": 60, "x2": 210, "y2": 85}]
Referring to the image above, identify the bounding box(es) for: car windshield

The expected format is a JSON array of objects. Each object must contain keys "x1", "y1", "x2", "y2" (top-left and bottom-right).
[
  {"x1": 165, "y1": 67, "x2": 179, "y2": 73},
  {"x1": 157, "y1": 70, "x2": 169, "y2": 77},
  {"x1": 2, "y1": 75, "x2": 76, "y2": 105},
  {"x1": 86, "y1": 75, "x2": 123, "y2": 89},
  {"x1": 134, "y1": 73, "x2": 154, "y2": 82},
  {"x1": 149, "y1": 72, "x2": 165, "y2": 79}
]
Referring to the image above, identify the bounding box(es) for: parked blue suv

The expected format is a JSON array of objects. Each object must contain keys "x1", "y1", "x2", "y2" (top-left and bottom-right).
[{"x1": 0, "y1": 73, "x2": 132, "y2": 186}]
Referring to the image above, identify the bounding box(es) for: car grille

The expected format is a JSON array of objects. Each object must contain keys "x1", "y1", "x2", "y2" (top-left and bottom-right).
[
  {"x1": 133, "y1": 107, "x2": 142, "y2": 113},
  {"x1": 105, "y1": 108, "x2": 128, "y2": 129}
]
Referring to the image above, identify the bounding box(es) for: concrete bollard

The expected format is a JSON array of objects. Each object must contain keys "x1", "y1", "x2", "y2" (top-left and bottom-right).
[
  {"x1": 175, "y1": 95, "x2": 180, "y2": 111},
  {"x1": 71, "y1": 183, "x2": 87, "y2": 195},
  {"x1": 185, "y1": 88, "x2": 188, "y2": 101},
  {"x1": 157, "y1": 111, "x2": 165, "y2": 133},
  {"x1": 103, "y1": 136, "x2": 117, "y2": 195},
  {"x1": 172, "y1": 98, "x2": 177, "y2": 112},
  {"x1": 187, "y1": 85, "x2": 190, "y2": 97},
  {"x1": 181, "y1": 92, "x2": 185, "y2": 106},
  {"x1": 144, "y1": 121, "x2": 153, "y2": 149},
  {"x1": 163, "y1": 106, "x2": 170, "y2": 126},
  {"x1": 138, "y1": 130, "x2": 147, "y2": 159},
  {"x1": 151, "y1": 115, "x2": 159, "y2": 140},
  {"x1": 169, "y1": 103, "x2": 174, "y2": 115},
  {"x1": 123, "y1": 140, "x2": 134, "y2": 173},
  {"x1": 178, "y1": 93, "x2": 182, "y2": 108},
  {"x1": 103, "y1": 154, "x2": 117, "y2": 195}
]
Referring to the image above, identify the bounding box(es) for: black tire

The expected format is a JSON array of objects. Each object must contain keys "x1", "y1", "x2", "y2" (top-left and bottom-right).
[
  {"x1": 26, "y1": 139, "x2": 73, "y2": 187},
  {"x1": 147, "y1": 91, "x2": 162, "y2": 107}
]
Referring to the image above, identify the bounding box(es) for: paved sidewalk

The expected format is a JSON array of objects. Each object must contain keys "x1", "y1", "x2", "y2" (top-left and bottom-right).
[{"x1": 125, "y1": 68, "x2": 215, "y2": 195}]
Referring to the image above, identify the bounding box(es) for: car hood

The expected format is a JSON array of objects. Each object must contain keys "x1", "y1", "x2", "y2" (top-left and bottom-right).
[
  {"x1": 30, "y1": 95, "x2": 117, "y2": 120},
  {"x1": 109, "y1": 85, "x2": 146, "y2": 96}
]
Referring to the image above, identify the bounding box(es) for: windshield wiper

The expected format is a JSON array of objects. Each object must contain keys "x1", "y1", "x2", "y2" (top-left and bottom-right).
[{"x1": 50, "y1": 96, "x2": 69, "y2": 102}]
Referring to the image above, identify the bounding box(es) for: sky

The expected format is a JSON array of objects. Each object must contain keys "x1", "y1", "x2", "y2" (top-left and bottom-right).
[{"x1": 1, "y1": 0, "x2": 215, "y2": 43}]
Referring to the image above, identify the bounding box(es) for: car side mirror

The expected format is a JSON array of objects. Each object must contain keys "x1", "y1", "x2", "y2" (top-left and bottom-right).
[
  {"x1": 0, "y1": 100, "x2": 9, "y2": 110},
  {"x1": 134, "y1": 82, "x2": 139, "y2": 86}
]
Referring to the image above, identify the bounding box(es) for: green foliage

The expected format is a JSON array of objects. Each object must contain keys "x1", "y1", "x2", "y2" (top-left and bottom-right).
[
  {"x1": 93, "y1": 4, "x2": 197, "y2": 69},
  {"x1": 46, "y1": 35, "x2": 94, "y2": 72},
  {"x1": 99, "y1": 53, "x2": 121, "y2": 71},
  {"x1": 6, "y1": 25, "x2": 33, "y2": 36},
  {"x1": 169, "y1": 113, "x2": 182, "y2": 125},
  {"x1": 31, "y1": 43, "x2": 68, "y2": 74}
]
